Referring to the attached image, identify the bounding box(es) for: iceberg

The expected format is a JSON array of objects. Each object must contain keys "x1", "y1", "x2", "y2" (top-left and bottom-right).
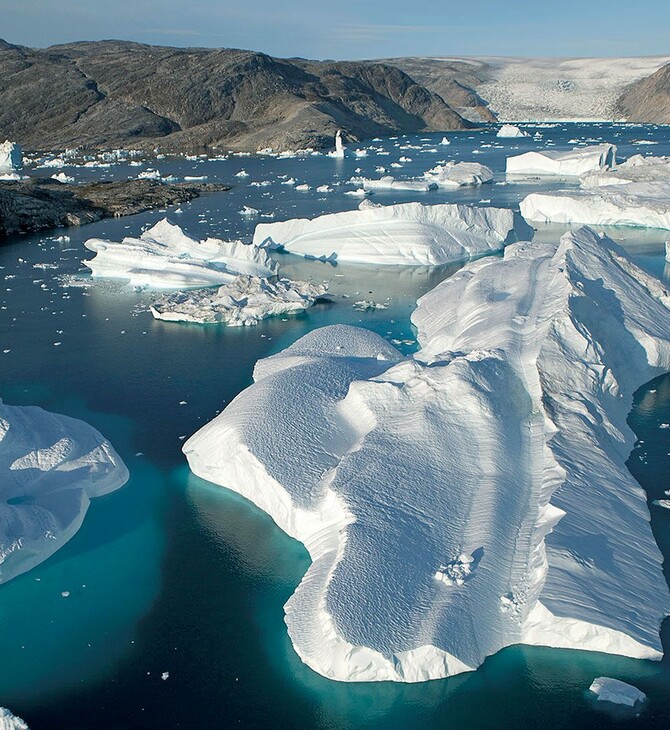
[
  {"x1": 185, "y1": 227, "x2": 670, "y2": 682},
  {"x1": 497, "y1": 124, "x2": 529, "y2": 138},
  {"x1": 360, "y1": 176, "x2": 437, "y2": 192},
  {"x1": 0, "y1": 708, "x2": 29, "y2": 730},
  {"x1": 0, "y1": 140, "x2": 22, "y2": 171},
  {"x1": 589, "y1": 677, "x2": 646, "y2": 707},
  {"x1": 0, "y1": 399, "x2": 129, "y2": 585},
  {"x1": 580, "y1": 154, "x2": 670, "y2": 189},
  {"x1": 252, "y1": 201, "x2": 523, "y2": 266},
  {"x1": 506, "y1": 144, "x2": 616, "y2": 176},
  {"x1": 520, "y1": 183, "x2": 670, "y2": 230},
  {"x1": 84, "y1": 218, "x2": 276, "y2": 288},
  {"x1": 423, "y1": 162, "x2": 494, "y2": 188},
  {"x1": 150, "y1": 276, "x2": 329, "y2": 325},
  {"x1": 328, "y1": 130, "x2": 346, "y2": 159}
]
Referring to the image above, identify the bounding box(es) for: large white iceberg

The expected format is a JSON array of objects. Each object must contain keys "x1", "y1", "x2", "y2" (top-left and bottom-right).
[
  {"x1": 589, "y1": 677, "x2": 646, "y2": 707},
  {"x1": 520, "y1": 183, "x2": 670, "y2": 230},
  {"x1": 581, "y1": 154, "x2": 670, "y2": 188},
  {"x1": 0, "y1": 708, "x2": 29, "y2": 730},
  {"x1": 497, "y1": 124, "x2": 529, "y2": 138},
  {"x1": 423, "y1": 162, "x2": 494, "y2": 188},
  {"x1": 0, "y1": 140, "x2": 22, "y2": 172},
  {"x1": 252, "y1": 201, "x2": 523, "y2": 266},
  {"x1": 84, "y1": 219, "x2": 277, "y2": 288},
  {"x1": 506, "y1": 144, "x2": 616, "y2": 176},
  {"x1": 150, "y1": 275, "x2": 329, "y2": 325},
  {"x1": 0, "y1": 399, "x2": 129, "y2": 584},
  {"x1": 185, "y1": 227, "x2": 670, "y2": 682}
]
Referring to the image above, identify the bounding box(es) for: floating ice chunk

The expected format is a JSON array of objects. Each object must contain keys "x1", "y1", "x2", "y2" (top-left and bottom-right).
[
  {"x1": 239, "y1": 206, "x2": 259, "y2": 216},
  {"x1": 186, "y1": 227, "x2": 670, "y2": 683},
  {"x1": 84, "y1": 218, "x2": 276, "y2": 288},
  {"x1": 0, "y1": 141, "x2": 22, "y2": 171},
  {"x1": 589, "y1": 677, "x2": 646, "y2": 707},
  {"x1": 507, "y1": 144, "x2": 616, "y2": 176},
  {"x1": 295, "y1": 184, "x2": 311, "y2": 191},
  {"x1": 316, "y1": 185, "x2": 333, "y2": 193},
  {"x1": 440, "y1": 137, "x2": 451, "y2": 146},
  {"x1": 361, "y1": 176, "x2": 437, "y2": 192},
  {"x1": 253, "y1": 201, "x2": 523, "y2": 266},
  {"x1": 328, "y1": 130, "x2": 346, "y2": 159},
  {"x1": 0, "y1": 707, "x2": 30, "y2": 729},
  {"x1": 343, "y1": 188, "x2": 371, "y2": 198},
  {"x1": 581, "y1": 154, "x2": 670, "y2": 188},
  {"x1": 0, "y1": 399, "x2": 128, "y2": 585},
  {"x1": 51, "y1": 172, "x2": 75, "y2": 184},
  {"x1": 137, "y1": 169, "x2": 162, "y2": 180},
  {"x1": 520, "y1": 183, "x2": 670, "y2": 230},
  {"x1": 423, "y1": 162, "x2": 494, "y2": 188},
  {"x1": 150, "y1": 275, "x2": 329, "y2": 325},
  {"x1": 497, "y1": 124, "x2": 529, "y2": 138},
  {"x1": 235, "y1": 170, "x2": 249, "y2": 178},
  {"x1": 652, "y1": 498, "x2": 670, "y2": 509}
]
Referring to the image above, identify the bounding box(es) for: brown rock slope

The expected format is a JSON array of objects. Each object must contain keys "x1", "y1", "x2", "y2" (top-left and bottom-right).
[{"x1": 617, "y1": 63, "x2": 670, "y2": 123}]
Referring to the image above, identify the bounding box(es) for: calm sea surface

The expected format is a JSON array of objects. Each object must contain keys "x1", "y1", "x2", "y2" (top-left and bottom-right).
[{"x1": 1, "y1": 123, "x2": 669, "y2": 729}]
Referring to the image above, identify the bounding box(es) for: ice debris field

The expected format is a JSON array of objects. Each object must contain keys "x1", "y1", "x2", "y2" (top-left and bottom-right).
[{"x1": 4, "y1": 122, "x2": 670, "y2": 706}]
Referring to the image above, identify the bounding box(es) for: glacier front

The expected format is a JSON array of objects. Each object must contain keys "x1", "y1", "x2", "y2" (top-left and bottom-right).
[
  {"x1": 252, "y1": 201, "x2": 524, "y2": 266},
  {"x1": 0, "y1": 399, "x2": 129, "y2": 584},
  {"x1": 185, "y1": 226, "x2": 670, "y2": 683}
]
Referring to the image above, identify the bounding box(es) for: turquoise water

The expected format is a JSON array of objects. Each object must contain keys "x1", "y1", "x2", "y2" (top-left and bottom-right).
[{"x1": 1, "y1": 123, "x2": 670, "y2": 728}]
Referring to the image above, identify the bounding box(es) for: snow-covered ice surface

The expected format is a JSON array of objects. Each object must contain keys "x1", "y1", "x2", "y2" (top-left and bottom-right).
[
  {"x1": 0, "y1": 708, "x2": 29, "y2": 730},
  {"x1": 588, "y1": 677, "x2": 646, "y2": 707},
  {"x1": 473, "y1": 56, "x2": 670, "y2": 121},
  {"x1": 185, "y1": 227, "x2": 670, "y2": 682},
  {"x1": 84, "y1": 218, "x2": 276, "y2": 288},
  {"x1": 253, "y1": 201, "x2": 524, "y2": 266},
  {"x1": 360, "y1": 176, "x2": 437, "y2": 192},
  {"x1": 580, "y1": 154, "x2": 670, "y2": 188},
  {"x1": 521, "y1": 183, "x2": 670, "y2": 230},
  {"x1": 423, "y1": 162, "x2": 493, "y2": 188},
  {"x1": 0, "y1": 399, "x2": 129, "y2": 584},
  {"x1": 0, "y1": 140, "x2": 22, "y2": 171},
  {"x1": 150, "y1": 276, "x2": 329, "y2": 325},
  {"x1": 507, "y1": 144, "x2": 616, "y2": 177}
]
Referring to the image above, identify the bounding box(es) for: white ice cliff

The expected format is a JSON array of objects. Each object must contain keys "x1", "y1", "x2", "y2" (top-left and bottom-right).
[
  {"x1": 497, "y1": 124, "x2": 529, "y2": 138},
  {"x1": 185, "y1": 227, "x2": 670, "y2": 683},
  {"x1": 0, "y1": 399, "x2": 129, "y2": 584},
  {"x1": 150, "y1": 276, "x2": 329, "y2": 325},
  {"x1": 252, "y1": 201, "x2": 522, "y2": 266},
  {"x1": 0, "y1": 141, "x2": 22, "y2": 171},
  {"x1": 507, "y1": 144, "x2": 616, "y2": 176},
  {"x1": 84, "y1": 218, "x2": 276, "y2": 288}
]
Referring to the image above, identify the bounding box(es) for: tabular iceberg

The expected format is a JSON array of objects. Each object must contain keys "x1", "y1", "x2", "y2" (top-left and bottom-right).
[
  {"x1": 423, "y1": 162, "x2": 494, "y2": 188},
  {"x1": 520, "y1": 183, "x2": 670, "y2": 229},
  {"x1": 150, "y1": 276, "x2": 329, "y2": 325},
  {"x1": 0, "y1": 399, "x2": 129, "y2": 584},
  {"x1": 360, "y1": 176, "x2": 437, "y2": 192},
  {"x1": 84, "y1": 218, "x2": 276, "y2": 288},
  {"x1": 497, "y1": 124, "x2": 529, "y2": 138},
  {"x1": 506, "y1": 144, "x2": 616, "y2": 176},
  {"x1": 589, "y1": 677, "x2": 646, "y2": 707},
  {"x1": 185, "y1": 227, "x2": 670, "y2": 683},
  {"x1": 252, "y1": 201, "x2": 523, "y2": 266},
  {"x1": 581, "y1": 154, "x2": 670, "y2": 188}
]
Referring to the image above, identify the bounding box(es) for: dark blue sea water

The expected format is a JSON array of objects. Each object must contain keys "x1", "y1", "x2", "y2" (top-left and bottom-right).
[{"x1": 1, "y1": 123, "x2": 670, "y2": 729}]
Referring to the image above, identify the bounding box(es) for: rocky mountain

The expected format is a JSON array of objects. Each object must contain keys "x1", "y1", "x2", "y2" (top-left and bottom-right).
[
  {"x1": 617, "y1": 63, "x2": 670, "y2": 123},
  {"x1": 0, "y1": 39, "x2": 469, "y2": 153}
]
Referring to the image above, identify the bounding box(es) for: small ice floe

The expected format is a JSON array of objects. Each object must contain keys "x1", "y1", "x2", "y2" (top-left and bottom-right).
[
  {"x1": 440, "y1": 137, "x2": 450, "y2": 145},
  {"x1": 588, "y1": 677, "x2": 646, "y2": 708},
  {"x1": 652, "y1": 499, "x2": 670, "y2": 509},
  {"x1": 281, "y1": 178, "x2": 297, "y2": 186},
  {"x1": 161, "y1": 672, "x2": 170, "y2": 681},
  {"x1": 295, "y1": 184, "x2": 311, "y2": 191},
  {"x1": 239, "y1": 206, "x2": 259, "y2": 216},
  {"x1": 137, "y1": 169, "x2": 162, "y2": 180},
  {"x1": 316, "y1": 185, "x2": 333, "y2": 193},
  {"x1": 344, "y1": 188, "x2": 371, "y2": 198},
  {"x1": 353, "y1": 300, "x2": 388, "y2": 311},
  {"x1": 235, "y1": 170, "x2": 249, "y2": 178},
  {"x1": 51, "y1": 172, "x2": 75, "y2": 184}
]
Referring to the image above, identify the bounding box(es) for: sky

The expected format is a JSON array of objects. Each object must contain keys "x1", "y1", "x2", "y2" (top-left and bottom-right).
[{"x1": 1, "y1": 0, "x2": 669, "y2": 59}]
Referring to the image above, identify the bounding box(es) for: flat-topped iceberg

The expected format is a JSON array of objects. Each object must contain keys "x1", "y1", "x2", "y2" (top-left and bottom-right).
[
  {"x1": 360, "y1": 176, "x2": 437, "y2": 192},
  {"x1": 0, "y1": 399, "x2": 129, "y2": 584},
  {"x1": 589, "y1": 677, "x2": 646, "y2": 707},
  {"x1": 423, "y1": 162, "x2": 494, "y2": 188},
  {"x1": 497, "y1": 124, "x2": 529, "y2": 138},
  {"x1": 253, "y1": 201, "x2": 523, "y2": 266},
  {"x1": 150, "y1": 276, "x2": 329, "y2": 325},
  {"x1": 520, "y1": 183, "x2": 670, "y2": 229},
  {"x1": 84, "y1": 219, "x2": 276, "y2": 288},
  {"x1": 506, "y1": 144, "x2": 616, "y2": 176},
  {"x1": 581, "y1": 154, "x2": 670, "y2": 188},
  {"x1": 185, "y1": 227, "x2": 670, "y2": 682},
  {"x1": 0, "y1": 140, "x2": 22, "y2": 171}
]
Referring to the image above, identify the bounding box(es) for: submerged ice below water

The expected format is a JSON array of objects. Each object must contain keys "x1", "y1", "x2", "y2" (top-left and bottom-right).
[{"x1": 1, "y1": 123, "x2": 670, "y2": 728}]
